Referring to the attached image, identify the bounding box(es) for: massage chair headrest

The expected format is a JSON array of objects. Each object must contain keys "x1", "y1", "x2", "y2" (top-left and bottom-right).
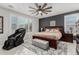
[{"x1": 15, "y1": 28, "x2": 26, "y2": 34}]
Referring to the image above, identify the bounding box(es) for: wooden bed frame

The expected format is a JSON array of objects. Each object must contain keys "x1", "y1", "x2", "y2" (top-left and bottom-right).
[{"x1": 32, "y1": 26, "x2": 73, "y2": 49}]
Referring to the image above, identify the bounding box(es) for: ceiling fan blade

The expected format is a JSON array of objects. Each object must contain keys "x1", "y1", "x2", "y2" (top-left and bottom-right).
[
  {"x1": 43, "y1": 11, "x2": 48, "y2": 14},
  {"x1": 35, "y1": 3, "x2": 39, "y2": 8},
  {"x1": 42, "y1": 3, "x2": 47, "y2": 9},
  {"x1": 45, "y1": 10, "x2": 52, "y2": 12},
  {"x1": 44, "y1": 6, "x2": 52, "y2": 10},
  {"x1": 29, "y1": 6, "x2": 36, "y2": 10}
]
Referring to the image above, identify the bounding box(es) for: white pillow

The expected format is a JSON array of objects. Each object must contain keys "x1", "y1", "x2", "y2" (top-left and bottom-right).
[{"x1": 45, "y1": 29, "x2": 50, "y2": 32}]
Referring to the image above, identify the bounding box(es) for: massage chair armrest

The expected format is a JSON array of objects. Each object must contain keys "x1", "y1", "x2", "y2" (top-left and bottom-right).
[{"x1": 14, "y1": 33, "x2": 24, "y2": 41}]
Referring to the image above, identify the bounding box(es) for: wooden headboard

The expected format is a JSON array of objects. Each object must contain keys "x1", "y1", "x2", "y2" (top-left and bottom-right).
[{"x1": 44, "y1": 26, "x2": 64, "y2": 33}]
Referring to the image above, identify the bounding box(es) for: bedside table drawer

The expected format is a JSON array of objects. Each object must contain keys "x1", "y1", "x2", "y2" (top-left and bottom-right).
[{"x1": 63, "y1": 34, "x2": 73, "y2": 43}]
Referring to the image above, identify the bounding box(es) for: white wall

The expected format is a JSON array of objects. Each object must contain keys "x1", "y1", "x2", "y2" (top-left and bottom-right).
[
  {"x1": 0, "y1": 7, "x2": 39, "y2": 42},
  {"x1": 32, "y1": 18, "x2": 39, "y2": 32}
]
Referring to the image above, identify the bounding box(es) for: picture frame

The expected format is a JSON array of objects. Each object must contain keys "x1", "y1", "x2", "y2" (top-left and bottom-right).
[
  {"x1": 0, "y1": 16, "x2": 3, "y2": 33},
  {"x1": 50, "y1": 21, "x2": 56, "y2": 26}
]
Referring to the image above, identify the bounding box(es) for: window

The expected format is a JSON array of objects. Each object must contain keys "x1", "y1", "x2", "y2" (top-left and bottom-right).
[
  {"x1": 10, "y1": 15, "x2": 32, "y2": 32},
  {"x1": 64, "y1": 13, "x2": 79, "y2": 34}
]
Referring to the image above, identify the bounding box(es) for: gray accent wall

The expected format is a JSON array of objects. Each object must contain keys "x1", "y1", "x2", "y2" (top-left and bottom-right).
[{"x1": 39, "y1": 10, "x2": 79, "y2": 32}]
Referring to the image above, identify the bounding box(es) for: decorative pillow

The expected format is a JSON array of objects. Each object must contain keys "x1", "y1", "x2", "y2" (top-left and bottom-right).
[
  {"x1": 56, "y1": 28, "x2": 60, "y2": 30},
  {"x1": 50, "y1": 29, "x2": 60, "y2": 33},
  {"x1": 50, "y1": 29, "x2": 54, "y2": 32},
  {"x1": 45, "y1": 29, "x2": 50, "y2": 32}
]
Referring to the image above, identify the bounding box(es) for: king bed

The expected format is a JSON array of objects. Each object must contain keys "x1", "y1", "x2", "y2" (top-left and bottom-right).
[{"x1": 32, "y1": 26, "x2": 73, "y2": 49}]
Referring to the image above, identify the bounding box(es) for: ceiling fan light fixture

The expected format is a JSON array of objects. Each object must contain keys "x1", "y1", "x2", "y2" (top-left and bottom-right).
[{"x1": 38, "y1": 10, "x2": 42, "y2": 14}]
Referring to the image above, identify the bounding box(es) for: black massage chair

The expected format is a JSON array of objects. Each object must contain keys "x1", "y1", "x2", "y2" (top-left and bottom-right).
[{"x1": 3, "y1": 28, "x2": 26, "y2": 50}]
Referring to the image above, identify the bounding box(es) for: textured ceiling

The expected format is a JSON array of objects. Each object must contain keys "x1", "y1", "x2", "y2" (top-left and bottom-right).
[{"x1": 0, "y1": 3, "x2": 79, "y2": 18}]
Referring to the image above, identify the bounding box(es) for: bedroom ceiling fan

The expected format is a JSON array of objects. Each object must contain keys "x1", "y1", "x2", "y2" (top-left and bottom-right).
[{"x1": 29, "y1": 3, "x2": 52, "y2": 15}]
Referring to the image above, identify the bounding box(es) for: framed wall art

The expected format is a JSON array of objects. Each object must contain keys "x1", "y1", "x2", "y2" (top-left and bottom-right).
[
  {"x1": 50, "y1": 21, "x2": 56, "y2": 26},
  {"x1": 0, "y1": 16, "x2": 3, "y2": 33}
]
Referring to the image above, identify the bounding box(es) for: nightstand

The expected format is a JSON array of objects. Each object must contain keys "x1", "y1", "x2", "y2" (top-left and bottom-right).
[{"x1": 62, "y1": 33, "x2": 73, "y2": 43}]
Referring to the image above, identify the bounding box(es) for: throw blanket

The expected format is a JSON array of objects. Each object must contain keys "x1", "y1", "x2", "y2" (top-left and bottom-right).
[{"x1": 33, "y1": 31, "x2": 62, "y2": 40}]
